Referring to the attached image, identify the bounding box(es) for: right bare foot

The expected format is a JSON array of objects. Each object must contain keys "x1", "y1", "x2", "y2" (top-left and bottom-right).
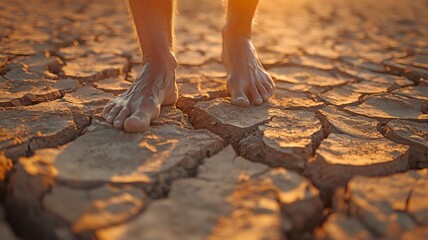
[{"x1": 102, "y1": 57, "x2": 177, "y2": 133}]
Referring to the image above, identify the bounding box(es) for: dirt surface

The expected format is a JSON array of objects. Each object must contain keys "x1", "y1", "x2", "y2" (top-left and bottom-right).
[{"x1": 0, "y1": 0, "x2": 427, "y2": 239}]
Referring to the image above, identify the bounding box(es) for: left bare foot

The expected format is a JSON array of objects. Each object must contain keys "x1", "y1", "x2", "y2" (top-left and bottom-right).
[{"x1": 222, "y1": 29, "x2": 275, "y2": 107}]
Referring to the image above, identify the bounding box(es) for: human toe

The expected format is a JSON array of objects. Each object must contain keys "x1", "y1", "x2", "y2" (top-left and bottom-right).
[
  {"x1": 230, "y1": 91, "x2": 250, "y2": 107},
  {"x1": 105, "y1": 106, "x2": 122, "y2": 123},
  {"x1": 264, "y1": 78, "x2": 275, "y2": 96},
  {"x1": 256, "y1": 83, "x2": 270, "y2": 102},
  {"x1": 248, "y1": 86, "x2": 263, "y2": 105},
  {"x1": 102, "y1": 102, "x2": 115, "y2": 119},
  {"x1": 113, "y1": 108, "x2": 130, "y2": 129},
  {"x1": 124, "y1": 112, "x2": 151, "y2": 133}
]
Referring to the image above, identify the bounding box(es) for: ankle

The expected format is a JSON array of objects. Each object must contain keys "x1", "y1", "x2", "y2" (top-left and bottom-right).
[
  {"x1": 222, "y1": 24, "x2": 252, "y2": 39},
  {"x1": 142, "y1": 51, "x2": 178, "y2": 69}
]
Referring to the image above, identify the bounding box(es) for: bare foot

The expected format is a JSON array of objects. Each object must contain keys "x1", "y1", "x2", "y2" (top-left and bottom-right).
[
  {"x1": 222, "y1": 30, "x2": 275, "y2": 107},
  {"x1": 102, "y1": 58, "x2": 177, "y2": 133}
]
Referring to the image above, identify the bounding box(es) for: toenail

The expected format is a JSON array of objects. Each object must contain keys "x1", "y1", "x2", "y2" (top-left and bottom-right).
[{"x1": 235, "y1": 97, "x2": 247, "y2": 101}]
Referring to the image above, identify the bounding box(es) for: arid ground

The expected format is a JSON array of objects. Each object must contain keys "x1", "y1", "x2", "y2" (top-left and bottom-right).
[{"x1": 0, "y1": 0, "x2": 427, "y2": 239}]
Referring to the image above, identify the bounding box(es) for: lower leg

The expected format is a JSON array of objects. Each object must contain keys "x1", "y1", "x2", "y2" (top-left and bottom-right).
[
  {"x1": 224, "y1": 0, "x2": 258, "y2": 38},
  {"x1": 102, "y1": 0, "x2": 178, "y2": 133},
  {"x1": 222, "y1": 0, "x2": 274, "y2": 106},
  {"x1": 130, "y1": 0, "x2": 176, "y2": 63}
]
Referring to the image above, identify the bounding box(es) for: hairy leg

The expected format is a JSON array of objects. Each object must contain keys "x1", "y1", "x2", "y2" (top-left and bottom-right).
[
  {"x1": 102, "y1": 0, "x2": 178, "y2": 133},
  {"x1": 222, "y1": 0, "x2": 274, "y2": 106}
]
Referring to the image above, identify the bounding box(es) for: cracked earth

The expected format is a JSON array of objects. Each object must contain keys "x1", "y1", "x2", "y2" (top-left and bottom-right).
[{"x1": 0, "y1": 0, "x2": 427, "y2": 239}]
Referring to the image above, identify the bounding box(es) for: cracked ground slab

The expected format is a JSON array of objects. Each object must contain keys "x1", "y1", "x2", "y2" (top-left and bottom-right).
[
  {"x1": 306, "y1": 133, "x2": 410, "y2": 200},
  {"x1": 5, "y1": 121, "x2": 223, "y2": 239},
  {"x1": 0, "y1": 101, "x2": 90, "y2": 159},
  {"x1": 97, "y1": 146, "x2": 323, "y2": 240},
  {"x1": 0, "y1": 0, "x2": 428, "y2": 239},
  {"x1": 316, "y1": 169, "x2": 428, "y2": 239},
  {"x1": 381, "y1": 119, "x2": 428, "y2": 168}
]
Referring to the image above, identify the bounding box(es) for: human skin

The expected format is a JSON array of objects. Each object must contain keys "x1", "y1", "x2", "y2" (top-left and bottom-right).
[{"x1": 102, "y1": 0, "x2": 275, "y2": 133}]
